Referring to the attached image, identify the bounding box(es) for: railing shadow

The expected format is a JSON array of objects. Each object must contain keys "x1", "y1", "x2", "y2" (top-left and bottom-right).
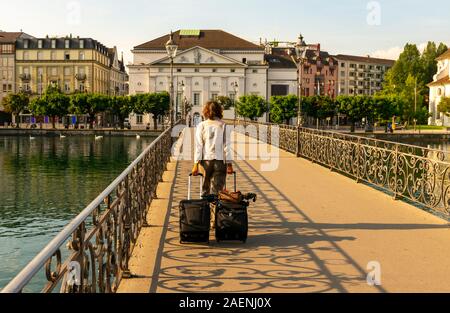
[{"x1": 148, "y1": 158, "x2": 388, "y2": 293}]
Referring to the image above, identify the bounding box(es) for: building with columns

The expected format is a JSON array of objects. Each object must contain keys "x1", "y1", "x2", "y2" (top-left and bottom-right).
[
  {"x1": 428, "y1": 48, "x2": 450, "y2": 126},
  {"x1": 128, "y1": 29, "x2": 268, "y2": 126}
]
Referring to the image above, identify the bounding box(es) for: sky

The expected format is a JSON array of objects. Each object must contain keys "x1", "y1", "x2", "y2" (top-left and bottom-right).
[{"x1": 1, "y1": 0, "x2": 450, "y2": 67}]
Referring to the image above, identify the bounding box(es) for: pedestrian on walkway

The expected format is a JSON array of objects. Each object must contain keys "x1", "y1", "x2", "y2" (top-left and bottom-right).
[{"x1": 192, "y1": 101, "x2": 234, "y2": 227}]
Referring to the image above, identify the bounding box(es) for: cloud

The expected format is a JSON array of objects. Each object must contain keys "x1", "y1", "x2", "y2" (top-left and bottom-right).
[{"x1": 370, "y1": 43, "x2": 429, "y2": 60}]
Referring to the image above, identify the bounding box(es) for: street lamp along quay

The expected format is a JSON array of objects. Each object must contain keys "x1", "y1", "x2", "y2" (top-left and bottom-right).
[
  {"x1": 165, "y1": 31, "x2": 178, "y2": 129},
  {"x1": 287, "y1": 34, "x2": 308, "y2": 127},
  {"x1": 231, "y1": 81, "x2": 239, "y2": 126}
]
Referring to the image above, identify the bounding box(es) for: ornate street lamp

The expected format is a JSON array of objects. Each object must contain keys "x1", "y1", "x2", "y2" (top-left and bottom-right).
[
  {"x1": 165, "y1": 31, "x2": 178, "y2": 129},
  {"x1": 231, "y1": 81, "x2": 239, "y2": 126},
  {"x1": 180, "y1": 80, "x2": 186, "y2": 122},
  {"x1": 288, "y1": 34, "x2": 308, "y2": 127}
]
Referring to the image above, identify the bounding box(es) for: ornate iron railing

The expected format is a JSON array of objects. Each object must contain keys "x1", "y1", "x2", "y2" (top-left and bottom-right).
[
  {"x1": 1, "y1": 126, "x2": 175, "y2": 293},
  {"x1": 233, "y1": 120, "x2": 450, "y2": 216}
]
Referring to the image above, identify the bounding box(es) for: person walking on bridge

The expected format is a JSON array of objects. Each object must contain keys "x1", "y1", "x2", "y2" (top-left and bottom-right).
[{"x1": 192, "y1": 101, "x2": 234, "y2": 226}]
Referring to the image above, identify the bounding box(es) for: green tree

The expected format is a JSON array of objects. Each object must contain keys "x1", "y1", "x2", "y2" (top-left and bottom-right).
[
  {"x1": 1, "y1": 92, "x2": 29, "y2": 128},
  {"x1": 270, "y1": 95, "x2": 298, "y2": 124},
  {"x1": 438, "y1": 97, "x2": 450, "y2": 117},
  {"x1": 373, "y1": 95, "x2": 400, "y2": 132},
  {"x1": 70, "y1": 93, "x2": 108, "y2": 128},
  {"x1": 109, "y1": 96, "x2": 132, "y2": 129},
  {"x1": 421, "y1": 41, "x2": 448, "y2": 88},
  {"x1": 235, "y1": 95, "x2": 267, "y2": 120},
  {"x1": 30, "y1": 87, "x2": 70, "y2": 128},
  {"x1": 336, "y1": 95, "x2": 369, "y2": 132},
  {"x1": 134, "y1": 92, "x2": 170, "y2": 130},
  {"x1": 217, "y1": 96, "x2": 234, "y2": 110},
  {"x1": 382, "y1": 43, "x2": 422, "y2": 95}
]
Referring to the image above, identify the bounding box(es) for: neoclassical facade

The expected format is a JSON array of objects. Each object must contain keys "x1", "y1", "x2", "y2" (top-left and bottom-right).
[
  {"x1": 428, "y1": 49, "x2": 450, "y2": 126},
  {"x1": 128, "y1": 30, "x2": 268, "y2": 126}
]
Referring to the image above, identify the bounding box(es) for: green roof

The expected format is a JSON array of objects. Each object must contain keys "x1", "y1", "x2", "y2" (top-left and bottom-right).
[{"x1": 179, "y1": 29, "x2": 200, "y2": 36}]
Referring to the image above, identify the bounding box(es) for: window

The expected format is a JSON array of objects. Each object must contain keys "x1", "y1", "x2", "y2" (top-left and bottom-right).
[
  {"x1": 79, "y1": 40, "x2": 84, "y2": 49},
  {"x1": 38, "y1": 40, "x2": 43, "y2": 49},
  {"x1": 23, "y1": 40, "x2": 29, "y2": 49},
  {"x1": 193, "y1": 93, "x2": 201, "y2": 106},
  {"x1": 37, "y1": 52, "x2": 43, "y2": 60},
  {"x1": 64, "y1": 67, "x2": 72, "y2": 76},
  {"x1": 252, "y1": 69, "x2": 258, "y2": 73},
  {"x1": 340, "y1": 71, "x2": 345, "y2": 77},
  {"x1": 177, "y1": 69, "x2": 182, "y2": 73},
  {"x1": 2, "y1": 84, "x2": 6, "y2": 92},
  {"x1": 136, "y1": 115, "x2": 143, "y2": 125},
  {"x1": 242, "y1": 58, "x2": 247, "y2": 63},
  {"x1": 65, "y1": 39, "x2": 70, "y2": 49},
  {"x1": 79, "y1": 52, "x2": 85, "y2": 60},
  {"x1": 211, "y1": 93, "x2": 218, "y2": 100},
  {"x1": 194, "y1": 68, "x2": 200, "y2": 73},
  {"x1": 212, "y1": 69, "x2": 217, "y2": 73},
  {"x1": 65, "y1": 52, "x2": 70, "y2": 60},
  {"x1": 23, "y1": 52, "x2": 29, "y2": 60},
  {"x1": 341, "y1": 63, "x2": 345, "y2": 68},
  {"x1": 64, "y1": 81, "x2": 71, "y2": 93},
  {"x1": 230, "y1": 69, "x2": 235, "y2": 73},
  {"x1": 51, "y1": 40, "x2": 56, "y2": 49},
  {"x1": 51, "y1": 67, "x2": 58, "y2": 76},
  {"x1": 350, "y1": 64, "x2": 356, "y2": 68},
  {"x1": 51, "y1": 51, "x2": 57, "y2": 60},
  {"x1": 271, "y1": 85, "x2": 289, "y2": 96}
]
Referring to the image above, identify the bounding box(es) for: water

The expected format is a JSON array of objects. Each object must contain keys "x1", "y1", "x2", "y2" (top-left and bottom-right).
[{"x1": 0, "y1": 135, "x2": 155, "y2": 291}]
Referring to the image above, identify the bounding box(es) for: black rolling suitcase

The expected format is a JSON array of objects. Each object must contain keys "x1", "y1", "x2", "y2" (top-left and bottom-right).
[
  {"x1": 215, "y1": 172, "x2": 256, "y2": 243},
  {"x1": 179, "y1": 174, "x2": 210, "y2": 244}
]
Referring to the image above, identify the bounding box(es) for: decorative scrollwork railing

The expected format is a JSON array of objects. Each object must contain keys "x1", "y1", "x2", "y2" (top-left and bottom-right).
[
  {"x1": 233, "y1": 120, "x2": 450, "y2": 216},
  {"x1": 2, "y1": 126, "x2": 175, "y2": 293}
]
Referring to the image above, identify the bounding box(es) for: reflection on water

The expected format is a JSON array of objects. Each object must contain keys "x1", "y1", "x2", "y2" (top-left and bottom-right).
[{"x1": 0, "y1": 135, "x2": 155, "y2": 290}]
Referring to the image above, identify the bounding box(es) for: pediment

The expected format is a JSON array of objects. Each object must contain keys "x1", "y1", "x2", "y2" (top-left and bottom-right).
[{"x1": 150, "y1": 46, "x2": 246, "y2": 66}]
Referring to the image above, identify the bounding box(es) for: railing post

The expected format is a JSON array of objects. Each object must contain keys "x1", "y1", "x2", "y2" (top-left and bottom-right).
[
  {"x1": 393, "y1": 144, "x2": 399, "y2": 200},
  {"x1": 356, "y1": 138, "x2": 361, "y2": 183},
  {"x1": 122, "y1": 175, "x2": 132, "y2": 279},
  {"x1": 296, "y1": 126, "x2": 301, "y2": 157}
]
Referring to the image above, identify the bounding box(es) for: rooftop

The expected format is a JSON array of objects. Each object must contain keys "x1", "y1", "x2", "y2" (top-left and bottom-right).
[
  {"x1": 134, "y1": 30, "x2": 264, "y2": 51},
  {"x1": 334, "y1": 54, "x2": 395, "y2": 66}
]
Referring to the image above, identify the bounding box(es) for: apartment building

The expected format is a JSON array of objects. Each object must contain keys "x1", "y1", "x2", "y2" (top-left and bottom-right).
[
  {"x1": 15, "y1": 36, "x2": 121, "y2": 95},
  {"x1": 334, "y1": 54, "x2": 395, "y2": 96}
]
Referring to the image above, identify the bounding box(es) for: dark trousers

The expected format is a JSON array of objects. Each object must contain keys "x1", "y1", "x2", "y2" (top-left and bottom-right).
[
  {"x1": 200, "y1": 160, "x2": 227, "y2": 228},
  {"x1": 200, "y1": 160, "x2": 227, "y2": 196}
]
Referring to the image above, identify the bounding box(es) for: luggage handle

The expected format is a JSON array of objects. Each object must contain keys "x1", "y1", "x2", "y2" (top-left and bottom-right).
[
  {"x1": 188, "y1": 173, "x2": 204, "y2": 200},
  {"x1": 225, "y1": 171, "x2": 237, "y2": 193}
]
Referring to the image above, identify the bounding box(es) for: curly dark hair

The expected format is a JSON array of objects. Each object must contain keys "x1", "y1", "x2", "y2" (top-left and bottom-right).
[{"x1": 202, "y1": 101, "x2": 224, "y2": 120}]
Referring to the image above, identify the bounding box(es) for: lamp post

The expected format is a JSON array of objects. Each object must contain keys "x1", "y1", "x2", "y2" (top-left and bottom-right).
[
  {"x1": 288, "y1": 34, "x2": 308, "y2": 127},
  {"x1": 180, "y1": 80, "x2": 186, "y2": 122},
  {"x1": 165, "y1": 31, "x2": 178, "y2": 129},
  {"x1": 231, "y1": 81, "x2": 239, "y2": 126}
]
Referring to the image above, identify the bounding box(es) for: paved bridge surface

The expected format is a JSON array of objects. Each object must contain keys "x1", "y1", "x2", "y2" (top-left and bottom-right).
[{"x1": 118, "y1": 130, "x2": 450, "y2": 293}]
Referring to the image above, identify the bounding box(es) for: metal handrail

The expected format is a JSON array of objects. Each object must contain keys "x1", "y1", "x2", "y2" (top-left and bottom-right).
[
  {"x1": 233, "y1": 119, "x2": 450, "y2": 163},
  {"x1": 1, "y1": 125, "x2": 177, "y2": 293},
  {"x1": 232, "y1": 119, "x2": 450, "y2": 215}
]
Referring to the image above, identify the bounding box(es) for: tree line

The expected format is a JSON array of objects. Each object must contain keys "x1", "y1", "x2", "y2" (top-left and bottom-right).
[
  {"x1": 1, "y1": 86, "x2": 171, "y2": 129},
  {"x1": 235, "y1": 94, "x2": 411, "y2": 132}
]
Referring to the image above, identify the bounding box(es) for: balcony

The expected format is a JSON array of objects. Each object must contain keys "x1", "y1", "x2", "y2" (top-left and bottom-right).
[{"x1": 75, "y1": 73, "x2": 87, "y2": 81}]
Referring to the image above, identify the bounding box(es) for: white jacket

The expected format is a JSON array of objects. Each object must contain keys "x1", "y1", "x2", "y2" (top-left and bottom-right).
[{"x1": 194, "y1": 119, "x2": 232, "y2": 163}]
